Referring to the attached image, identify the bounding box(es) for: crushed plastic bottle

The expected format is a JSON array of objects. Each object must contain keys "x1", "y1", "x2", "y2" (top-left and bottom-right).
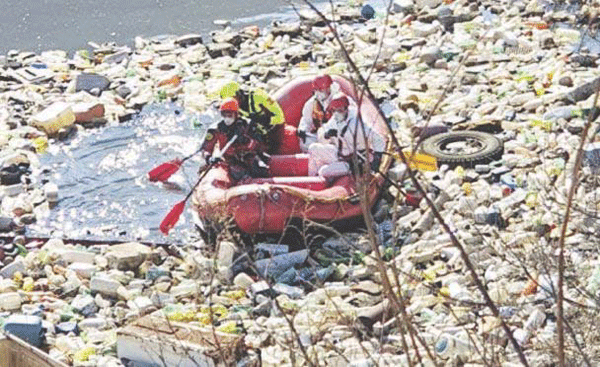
[
  {"x1": 73, "y1": 346, "x2": 96, "y2": 362},
  {"x1": 586, "y1": 265, "x2": 600, "y2": 296},
  {"x1": 543, "y1": 106, "x2": 582, "y2": 121}
]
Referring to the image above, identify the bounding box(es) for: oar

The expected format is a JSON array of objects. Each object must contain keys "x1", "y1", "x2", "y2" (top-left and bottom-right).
[
  {"x1": 148, "y1": 147, "x2": 204, "y2": 182},
  {"x1": 159, "y1": 135, "x2": 238, "y2": 235}
]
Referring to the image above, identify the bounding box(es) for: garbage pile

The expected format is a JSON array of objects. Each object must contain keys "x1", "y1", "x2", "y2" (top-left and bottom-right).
[{"x1": 2, "y1": 0, "x2": 600, "y2": 365}]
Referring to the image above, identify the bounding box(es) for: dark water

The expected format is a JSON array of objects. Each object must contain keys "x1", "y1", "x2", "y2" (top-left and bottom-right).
[
  {"x1": 32, "y1": 104, "x2": 213, "y2": 245},
  {"x1": 0, "y1": 0, "x2": 323, "y2": 54}
]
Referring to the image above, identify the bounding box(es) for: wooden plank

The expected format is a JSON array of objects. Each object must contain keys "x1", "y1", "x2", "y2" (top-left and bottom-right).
[{"x1": 0, "y1": 333, "x2": 68, "y2": 367}]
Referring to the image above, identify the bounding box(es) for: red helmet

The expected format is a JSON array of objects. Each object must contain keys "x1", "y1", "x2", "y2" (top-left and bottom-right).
[
  {"x1": 328, "y1": 93, "x2": 350, "y2": 112},
  {"x1": 313, "y1": 74, "x2": 333, "y2": 91},
  {"x1": 220, "y1": 97, "x2": 239, "y2": 113}
]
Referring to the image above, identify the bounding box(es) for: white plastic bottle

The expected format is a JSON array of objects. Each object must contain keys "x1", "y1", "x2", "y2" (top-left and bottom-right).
[{"x1": 435, "y1": 333, "x2": 475, "y2": 359}]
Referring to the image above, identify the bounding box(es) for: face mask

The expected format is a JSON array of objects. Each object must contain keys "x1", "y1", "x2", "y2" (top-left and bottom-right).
[
  {"x1": 315, "y1": 91, "x2": 327, "y2": 103},
  {"x1": 223, "y1": 117, "x2": 235, "y2": 126},
  {"x1": 333, "y1": 111, "x2": 346, "y2": 123}
]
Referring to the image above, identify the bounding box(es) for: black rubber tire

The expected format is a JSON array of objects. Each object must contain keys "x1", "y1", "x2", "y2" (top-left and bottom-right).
[{"x1": 420, "y1": 131, "x2": 503, "y2": 168}]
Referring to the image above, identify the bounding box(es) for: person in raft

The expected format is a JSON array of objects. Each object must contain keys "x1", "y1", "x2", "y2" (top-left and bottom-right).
[
  {"x1": 308, "y1": 93, "x2": 386, "y2": 178},
  {"x1": 297, "y1": 74, "x2": 354, "y2": 152},
  {"x1": 219, "y1": 81, "x2": 285, "y2": 154},
  {"x1": 200, "y1": 98, "x2": 270, "y2": 181}
]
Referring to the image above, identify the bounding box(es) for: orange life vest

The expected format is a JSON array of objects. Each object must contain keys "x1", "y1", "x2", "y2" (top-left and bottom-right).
[{"x1": 311, "y1": 100, "x2": 330, "y2": 132}]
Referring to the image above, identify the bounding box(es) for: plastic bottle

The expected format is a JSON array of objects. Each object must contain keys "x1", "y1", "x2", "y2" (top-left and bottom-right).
[
  {"x1": 524, "y1": 308, "x2": 546, "y2": 331},
  {"x1": 543, "y1": 106, "x2": 582, "y2": 121},
  {"x1": 448, "y1": 282, "x2": 470, "y2": 302},
  {"x1": 513, "y1": 327, "x2": 531, "y2": 345},
  {"x1": 435, "y1": 333, "x2": 475, "y2": 358}
]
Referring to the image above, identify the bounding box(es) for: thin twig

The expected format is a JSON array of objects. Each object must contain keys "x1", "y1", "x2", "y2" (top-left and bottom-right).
[{"x1": 556, "y1": 74, "x2": 600, "y2": 367}]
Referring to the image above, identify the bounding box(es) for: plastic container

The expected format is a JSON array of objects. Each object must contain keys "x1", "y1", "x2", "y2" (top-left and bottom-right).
[
  {"x1": 2, "y1": 315, "x2": 44, "y2": 347},
  {"x1": 0, "y1": 292, "x2": 22, "y2": 311},
  {"x1": 31, "y1": 102, "x2": 75, "y2": 135}
]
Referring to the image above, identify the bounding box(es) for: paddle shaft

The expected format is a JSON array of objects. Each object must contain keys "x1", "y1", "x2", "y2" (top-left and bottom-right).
[
  {"x1": 180, "y1": 148, "x2": 203, "y2": 164},
  {"x1": 182, "y1": 134, "x2": 238, "y2": 202}
]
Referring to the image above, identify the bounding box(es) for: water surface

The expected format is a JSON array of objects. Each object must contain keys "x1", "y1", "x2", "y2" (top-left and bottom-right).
[{"x1": 0, "y1": 0, "x2": 323, "y2": 54}]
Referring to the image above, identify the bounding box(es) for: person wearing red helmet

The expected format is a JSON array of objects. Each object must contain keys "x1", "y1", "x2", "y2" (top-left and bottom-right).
[
  {"x1": 200, "y1": 98, "x2": 269, "y2": 181},
  {"x1": 297, "y1": 74, "x2": 344, "y2": 152},
  {"x1": 308, "y1": 93, "x2": 386, "y2": 177}
]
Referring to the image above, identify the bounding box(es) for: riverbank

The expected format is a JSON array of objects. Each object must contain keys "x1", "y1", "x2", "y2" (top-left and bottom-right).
[{"x1": 2, "y1": 0, "x2": 600, "y2": 366}]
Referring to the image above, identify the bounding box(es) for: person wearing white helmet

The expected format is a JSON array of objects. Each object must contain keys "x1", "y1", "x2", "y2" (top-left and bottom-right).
[{"x1": 308, "y1": 93, "x2": 386, "y2": 178}]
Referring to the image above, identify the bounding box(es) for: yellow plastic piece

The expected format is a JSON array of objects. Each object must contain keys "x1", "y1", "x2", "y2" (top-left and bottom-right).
[
  {"x1": 399, "y1": 151, "x2": 438, "y2": 171},
  {"x1": 200, "y1": 304, "x2": 229, "y2": 320},
  {"x1": 73, "y1": 347, "x2": 96, "y2": 362},
  {"x1": 22, "y1": 277, "x2": 34, "y2": 292},
  {"x1": 33, "y1": 136, "x2": 48, "y2": 153},
  {"x1": 526, "y1": 192, "x2": 538, "y2": 208},
  {"x1": 217, "y1": 321, "x2": 239, "y2": 334},
  {"x1": 222, "y1": 290, "x2": 246, "y2": 301},
  {"x1": 462, "y1": 182, "x2": 472, "y2": 196},
  {"x1": 13, "y1": 271, "x2": 23, "y2": 284},
  {"x1": 439, "y1": 286, "x2": 450, "y2": 297}
]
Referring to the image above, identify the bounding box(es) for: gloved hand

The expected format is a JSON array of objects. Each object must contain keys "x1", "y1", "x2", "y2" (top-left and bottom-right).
[
  {"x1": 208, "y1": 156, "x2": 222, "y2": 165},
  {"x1": 324, "y1": 129, "x2": 338, "y2": 139},
  {"x1": 297, "y1": 129, "x2": 307, "y2": 142},
  {"x1": 237, "y1": 134, "x2": 250, "y2": 145}
]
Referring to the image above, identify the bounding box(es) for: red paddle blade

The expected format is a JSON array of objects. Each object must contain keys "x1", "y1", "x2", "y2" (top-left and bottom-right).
[
  {"x1": 148, "y1": 159, "x2": 182, "y2": 182},
  {"x1": 160, "y1": 200, "x2": 186, "y2": 235}
]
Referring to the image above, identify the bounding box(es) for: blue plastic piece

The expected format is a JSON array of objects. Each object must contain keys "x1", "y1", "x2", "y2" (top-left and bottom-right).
[
  {"x1": 3, "y1": 314, "x2": 45, "y2": 347},
  {"x1": 361, "y1": 4, "x2": 375, "y2": 19}
]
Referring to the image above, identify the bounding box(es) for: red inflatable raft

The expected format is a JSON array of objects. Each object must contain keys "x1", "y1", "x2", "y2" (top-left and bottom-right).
[{"x1": 191, "y1": 75, "x2": 392, "y2": 235}]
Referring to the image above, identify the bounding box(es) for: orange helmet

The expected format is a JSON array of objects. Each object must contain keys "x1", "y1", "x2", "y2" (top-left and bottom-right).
[
  {"x1": 328, "y1": 93, "x2": 350, "y2": 112},
  {"x1": 220, "y1": 97, "x2": 239, "y2": 113},
  {"x1": 313, "y1": 74, "x2": 333, "y2": 91}
]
